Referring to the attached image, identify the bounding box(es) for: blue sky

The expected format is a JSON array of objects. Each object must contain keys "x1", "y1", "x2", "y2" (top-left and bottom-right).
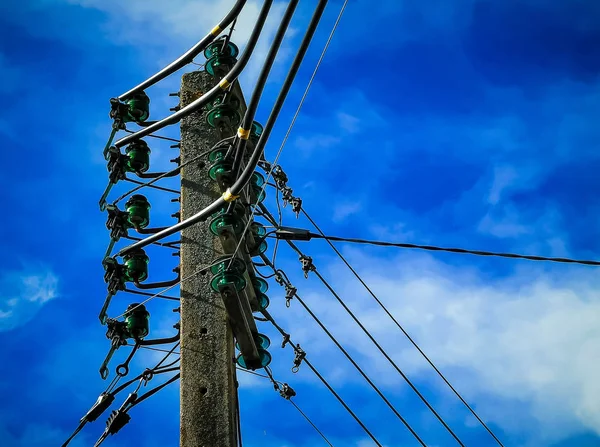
[{"x1": 1, "y1": 0, "x2": 600, "y2": 446}]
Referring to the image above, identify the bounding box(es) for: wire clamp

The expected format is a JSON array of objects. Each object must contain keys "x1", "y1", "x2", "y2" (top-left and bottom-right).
[
  {"x1": 292, "y1": 344, "x2": 306, "y2": 373},
  {"x1": 299, "y1": 255, "x2": 315, "y2": 279},
  {"x1": 284, "y1": 283, "x2": 297, "y2": 308},
  {"x1": 280, "y1": 332, "x2": 291, "y2": 349},
  {"x1": 279, "y1": 383, "x2": 297, "y2": 400},
  {"x1": 290, "y1": 197, "x2": 303, "y2": 217},
  {"x1": 272, "y1": 165, "x2": 289, "y2": 189}
]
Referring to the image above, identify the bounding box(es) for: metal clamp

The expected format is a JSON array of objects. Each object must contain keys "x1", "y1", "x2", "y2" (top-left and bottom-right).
[
  {"x1": 292, "y1": 344, "x2": 306, "y2": 373},
  {"x1": 279, "y1": 383, "x2": 296, "y2": 400},
  {"x1": 299, "y1": 255, "x2": 315, "y2": 279}
]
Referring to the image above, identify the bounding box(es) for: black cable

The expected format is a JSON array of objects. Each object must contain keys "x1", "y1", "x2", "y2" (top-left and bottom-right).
[
  {"x1": 305, "y1": 232, "x2": 600, "y2": 267},
  {"x1": 122, "y1": 128, "x2": 180, "y2": 143},
  {"x1": 303, "y1": 211, "x2": 505, "y2": 446},
  {"x1": 297, "y1": 250, "x2": 463, "y2": 445},
  {"x1": 118, "y1": 0, "x2": 247, "y2": 100},
  {"x1": 134, "y1": 373, "x2": 180, "y2": 407},
  {"x1": 231, "y1": 0, "x2": 299, "y2": 179},
  {"x1": 289, "y1": 400, "x2": 334, "y2": 447},
  {"x1": 123, "y1": 288, "x2": 180, "y2": 301},
  {"x1": 115, "y1": 0, "x2": 328, "y2": 257},
  {"x1": 260, "y1": 309, "x2": 383, "y2": 447},
  {"x1": 112, "y1": 140, "x2": 230, "y2": 204},
  {"x1": 114, "y1": 0, "x2": 273, "y2": 148},
  {"x1": 261, "y1": 205, "x2": 462, "y2": 445},
  {"x1": 259, "y1": 254, "x2": 426, "y2": 446},
  {"x1": 124, "y1": 178, "x2": 180, "y2": 195},
  {"x1": 61, "y1": 362, "x2": 179, "y2": 447}
]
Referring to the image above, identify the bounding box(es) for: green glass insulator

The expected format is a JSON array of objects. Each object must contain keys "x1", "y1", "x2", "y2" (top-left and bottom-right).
[
  {"x1": 250, "y1": 222, "x2": 267, "y2": 238},
  {"x1": 209, "y1": 211, "x2": 242, "y2": 236},
  {"x1": 249, "y1": 240, "x2": 268, "y2": 257},
  {"x1": 250, "y1": 121, "x2": 263, "y2": 146},
  {"x1": 206, "y1": 104, "x2": 242, "y2": 128},
  {"x1": 256, "y1": 333, "x2": 271, "y2": 349},
  {"x1": 210, "y1": 255, "x2": 246, "y2": 276},
  {"x1": 123, "y1": 249, "x2": 149, "y2": 282},
  {"x1": 124, "y1": 303, "x2": 150, "y2": 339},
  {"x1": 236, "y1": 349, "x2": 271, "y2": 369},
  {"x1": 204, "y1": 41, "x2": 239, "y2": 59},
  {"x1": 125, "y1": 194, "x2": 151, "y2": 229},
  {"x1": 250, "y1": 172, "x2": 266, "y2": 203},
  {"x1": 125, "y1": 140, "x2": 151, "y2": 173},
  {"x1": 235, "y1": 333, "x2": 270, "y2": 351},
  {"x1": 208, "y1": 160, "x2": 233, "y2": 182},
  {"x1": 205, "y1": 55, "x2": 238, "y2": 77},
  {"x1": 251, "y1": 185, "x2": 266, "y2": 203},
  {"x1": 251, "y1": 172, "x2": 265, "y2": 188},
  {"x1": 208, "y1": 147, "x2": 228, "y2": 163},
  {"x1": 210, "y1": 271, "x2": 246, "y2": 293},
  {"x1": 256, "y1": 293, "x2": 270, "y2": 311},
  {"x1": 126, "y1": 91, "x2": 150, "y2": 123},
  {"x1": 252, "y1": 277, "x2": 269, "y2": 294}
]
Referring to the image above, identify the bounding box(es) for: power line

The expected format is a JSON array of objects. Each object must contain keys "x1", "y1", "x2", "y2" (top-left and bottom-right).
[
  {"x1": 111, "y1": 257, "x2": 230, "y2": 320},
  {"x1": 289, "y1": 399, "x2": 334, "y2": 447},
  {"x1": 261, "y1": 366, "x2": 335, "y2": 447},
  {"x1": 260, "y1": 205, "x2": 464, "y2": 446},
  {"x1": 301, "y1": 210, "x2": 505, "y2": 446},
  {"x1": 275, "y1": 229, "x2": 600, "y2": 267},
  {"x1": 260, "y1": 309, "x2": 383, "y2": 447},
  {"x1": 226, "y1": 0, "x2": 340, "y2": 268},
  {"x1": 259, "y1": 254, "x2": 426, "y2": 446}
]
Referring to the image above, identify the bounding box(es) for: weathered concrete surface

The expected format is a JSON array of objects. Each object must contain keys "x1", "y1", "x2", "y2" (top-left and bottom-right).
[{"x1": 179, "y1": 71, "x2": 238, "y2": 447}]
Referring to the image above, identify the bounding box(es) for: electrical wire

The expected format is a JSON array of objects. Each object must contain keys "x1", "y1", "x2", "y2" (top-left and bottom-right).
[
  {"x1": 111, "y1": 257, "x2": 231, "y2": 320},
  {"x1": 260, "y1": 205, "x2": 463, "y2": 446},
  {"x1": 117, "y1": 0, "x2": 247, "y2": 100},
  {"x1": 271, "y1": 0, "x2": 348, "y2": 169},
  {"x1": 260, "y1": 309, "x2": 383, "y2": 447},
  {"x1": 302, "y1": 211, "x2": 506, "y2": 446},
  {"x1": 115, "y1": 0, "x2": 329, "y2": 258},
  {"x1": 123, "y1": 128, "x2": 180, "y2": 143},
  {"x1": 226, "y1": 0, "x2": 336, "y2": 267},
  {"x1": 123, "y1": 288, "x2": 180, "y2": 301},
  {"x1": 289, "y1": 399, "x2": 334, "y2": 447},
  {"x1": 305, "y1": 232, "x2": 600, "y2": 267},
  {"x1": 124, "y1": 177, "x2": 180, "y2": 195},
  {"x1": 114, "y1": 0, "x2": 273, "y2": 148},
  {"x1": 230, "y1": 0, "x2": 299, "y2": 179},
  {"x1": 62, "y1": 348, "x2": 180, "y2": 447},
  {"x1": 112, "y1": 139, "x2": 233, "y2": 205},
  {"x1": 258, "y1": 254, "x2": 426, "y2": 446}
]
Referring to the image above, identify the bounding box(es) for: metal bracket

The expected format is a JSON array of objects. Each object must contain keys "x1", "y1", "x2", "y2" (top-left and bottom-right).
[
  {"x1": 292, "y1": 344, "x2": 306, "y2": 373},
  {"x1": 218, "y1": 282, "x2": 261, "y2": 370},
  {"x1": 299, "y1": 255, "x2": 315, "y2": 279},
  {"x1": 133, "y1": 269, "x2": 181, "y2": 290},
  {"x1": 279, "y1": 383, "x2": 296, "y2": 400}
]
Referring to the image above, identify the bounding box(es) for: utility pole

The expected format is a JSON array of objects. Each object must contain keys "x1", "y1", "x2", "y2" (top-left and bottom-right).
[{"x1": 179, "y1": 70, "x2": 241, "y2": 447}]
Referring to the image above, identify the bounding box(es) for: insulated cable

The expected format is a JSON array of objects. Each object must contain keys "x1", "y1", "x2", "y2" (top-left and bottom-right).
[
  {"x1": 260, "y1": 309, "x2": 383, "y2": 447},
  {"x1": 300, "y1": 211, "x2": 506, "y2": 446},
  {"x1": 258, "y1": 254, "x2": 427, "y2": 446},
  {"x1": 118, "y1": 0, "x2": 247, "y2": 100},
  {"x1": 260, "y1": 204, "x2": 464, "y2": 446},
  {"x1": 114, "y1": 0, "x2": 273, "y2": 148},
  {"x1": 115, "y1": 0, "x2": 329, "y2": 257}
]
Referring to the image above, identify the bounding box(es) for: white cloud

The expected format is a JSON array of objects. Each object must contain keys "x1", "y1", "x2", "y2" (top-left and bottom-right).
[
  {"x1": 0, "y1": 267, "x2": 58, "y2": 331},
  {"x1": 332, "y1": 200, "x2": 362, "y2": 222},
  {"x1": 276, "y1": 249, "x2": 600, "y2": 444},
  {"x1": 64, "y1": 0, "x2": 292, "y2": 92},
  {"x1": 337, "y1": 112, "x2": 361, "y2": 134}
]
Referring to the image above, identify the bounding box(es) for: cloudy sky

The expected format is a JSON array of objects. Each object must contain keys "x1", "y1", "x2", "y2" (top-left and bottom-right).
[{"x1": 1, "y1": 0, "x2": 600, "y2": 446}]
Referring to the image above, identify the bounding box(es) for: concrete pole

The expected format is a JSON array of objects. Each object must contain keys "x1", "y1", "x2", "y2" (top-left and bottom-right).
[{"x1": 179, "y1": 70, "x2": 240, "y2": 447}]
